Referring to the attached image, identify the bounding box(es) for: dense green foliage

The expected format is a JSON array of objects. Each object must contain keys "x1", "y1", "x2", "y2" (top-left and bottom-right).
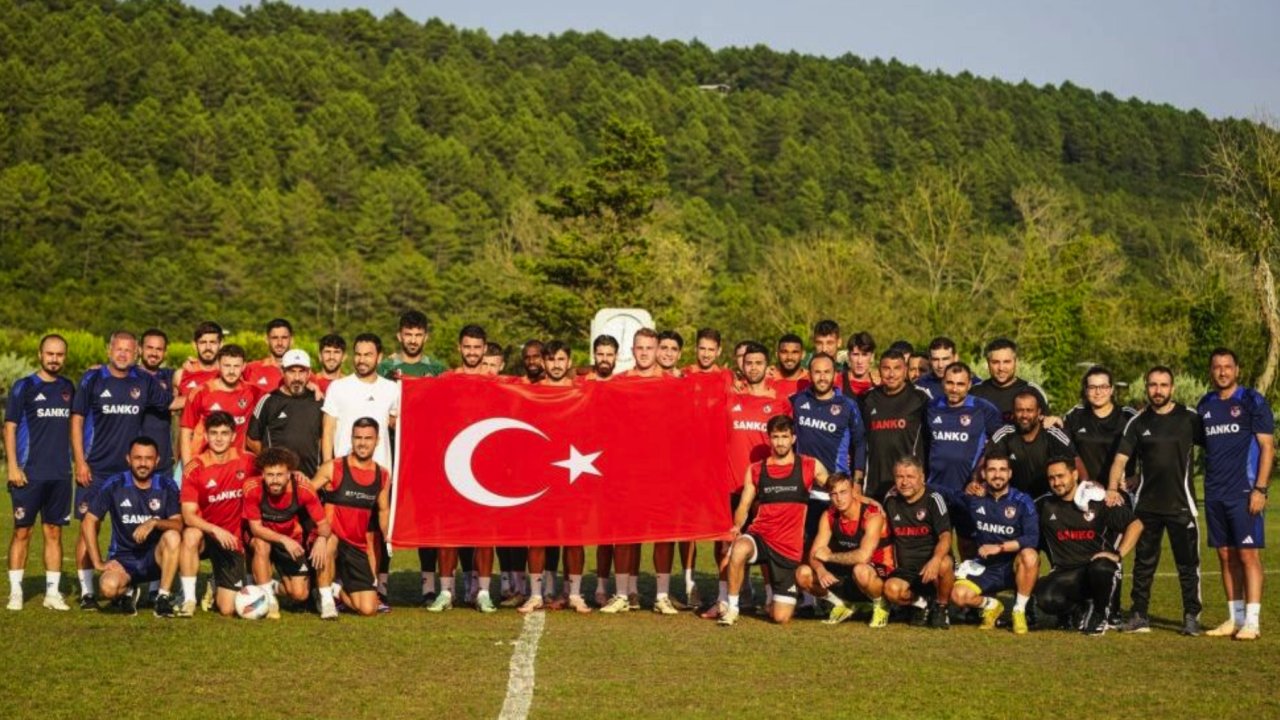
[{"x1": 0, "y1": 0, "x2": 1273, "y2": 403}]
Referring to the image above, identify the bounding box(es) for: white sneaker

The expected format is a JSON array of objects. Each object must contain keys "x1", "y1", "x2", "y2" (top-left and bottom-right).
[
  {"x1": 653, "y1": 595, "x2": 678, "y2": 616},
  {"x1": 320, "y1": 596, "x2": 338, "y2": 620},
  {"x1": 7, "y1": 593, "x2": 22, "y2": 611},
  {"x1": 718, "y1": 605, "x2": 740, "y2": 626},
  {"x1": 599, "y1": 594, "x2": 630, "y2": 614},
  {"x1": 266, "y1": 595, "x2": 281, "y2": 620},
  {"x1": 42, "y1": 592, "x2": 70, "y2": 611},
  {"x1": 174, "y1": 600, "x2": 196, "y2": 618}
]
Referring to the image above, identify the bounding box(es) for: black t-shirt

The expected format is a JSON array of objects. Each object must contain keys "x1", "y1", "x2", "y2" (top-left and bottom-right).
[
  {"x1": 859, "y1": 386, "x2": 930, "y2": 500},
  {"x1": 989, "y1": 424, "x2": 1077, "y2": 499},
  {"x1": 1037, "y1": 492, "x2": 1135, "y2": 570},
  {"x1": 1116, "y1": 404, "x2": 1203, "y2": 515},
  {"x1": 884, "y1": 490, "x2": 951, "y2": 573},
  {"x1": 247, "y1": 391, "x2": 325, "y2": 476},
  {"x1": 1063, "y1": 404, "x2": 1138, "y2": 484},
  {"x1": 971, "y1": 377, "x2": 1049, "y2": 423}
]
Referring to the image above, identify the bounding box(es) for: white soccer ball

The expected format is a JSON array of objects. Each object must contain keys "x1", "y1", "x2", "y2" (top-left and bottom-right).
[{"x1": 234, "y1": 585, "x2": 270, "y2": 620}]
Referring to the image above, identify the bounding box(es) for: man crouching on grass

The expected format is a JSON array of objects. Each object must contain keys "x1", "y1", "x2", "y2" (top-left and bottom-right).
[
  {"x1": 719, "y1": 415, "x2": 829, "y2": 626},
  {"x1": 243, "y1": 447, "x2": 331, "y2": 619},
  {"x1": 80, "y1": 437, "x2": 182, "y2": 616}
]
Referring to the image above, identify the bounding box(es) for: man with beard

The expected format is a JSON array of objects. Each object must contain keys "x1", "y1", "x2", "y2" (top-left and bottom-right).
[
  {"x1": 970, "y1": 338, "x2": 1048, "y2": 424},
  {"x1": 323, "y1": 334, "x2": 399, "y2": 607},
  {"x1": 719, "y1": 415, "x2": 829, "y2": 626},
  {"x1": 1111, "y1": 367, "x2": 1205, "y2": 635},
  {"x1": 989, "y1": 391, "x2": 1077, "y2": 499},
  {"x1": 137, "y1": 329, "x2": 176, "y2": 480},
  {"x1": 842, "y1": 332, "x2": 877, "y2": 398},
  {"x1": 378, "y1": 311, "x2": 445, "y2": 381},
  {"x1": 71, "y1": 331, "x2": 171, "y2": 609},
  {"x1": 243, "y1": 319, "x2": 294, "y2": 394},
  {"x1": 481, "y1": 343, "x2": 506, "y2": 375},
  {"x1": 247, "y1": 350, "x2": 324, "y2": 476},
  {"x1": 1038, "y1": 458, "x2": 1143, "y2": 636},
  {"x1": 860, "y1": 350, "x2": 930, "y2": 501},
  {"x1": 585, "y1": 334, "x2": 619, "y2": 604},
  {"x1": 6, "y1": 334, "x2": 75, "y2": 611},
  {"x1": 180, "y1": 345, "x2": 261, "y2": 464},
  {"x1": 177, "y1": 412, "x2": 256, "y2": 617},
  {"x1": 79, "y1": 437, "x2": 182, "y2": 617},
  {"x1": 173, "y1": 321, "x2": 223, "y2": 407},
  {"x1": 519, "y1": 342, "x2": 592, "y2": 614},
  {"x1": 925, "y1": 362, "x2": 1003, "y2": 546},
  {"x1": 812, "y1": 320, "x2": 842, "y2": 368},
  {"x1": 313, "y1": 334, "x2": 346, "y2": 394},
  {"x1": 951, "y1": 453, "x2": 1040, "y2": 635},
  {"x1": 1196, "y1": 348, "x2": 1273, "y2": 640},
  {"x1": 452, "y1": 325, "x2": 489, "y2": 376},
  {"x1": 770, "y1": 333, "x2": 809, "y2": 398},
  {"x1": 685, "y1": 328, "x2": 729, "y2": 378},
  {"x1": 311, "y1": 418, "x2": 391, "y2": 618},
  {"x1": 703, "y1": 342, "x2": 788, "y2": 619},
  {"x1": 883, "y1": 456, "x2": 956, "y2": 629},
  {"x1": 518, "y1": 340, "x2": 545, "y2": 383},
  {"x1": 243, "y1": 447, "x2": 330, "y2": 619},
  {"x1": 657, "y1": 330, "x2": 684, "y2": 378}
]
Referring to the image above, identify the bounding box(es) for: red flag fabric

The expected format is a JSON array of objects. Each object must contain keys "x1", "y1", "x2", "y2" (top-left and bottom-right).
[{"x1": 388, "y1": 372, "x2": 733, "y2": 547}]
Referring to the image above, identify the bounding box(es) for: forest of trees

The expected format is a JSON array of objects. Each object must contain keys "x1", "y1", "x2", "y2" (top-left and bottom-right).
[{"x1": 0, "y1": 0, "x2": 1275, "y2": 404}]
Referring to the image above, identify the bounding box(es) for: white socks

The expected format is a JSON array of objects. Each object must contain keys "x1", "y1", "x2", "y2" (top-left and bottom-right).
[
  {"x1": 684, "y1": 568, "x2": 695, "y2": 595},
  {"x1": 78, "y1": 569, "x2": 95, "y2": 597},
  {"x1": 529, "y1": 573, "x2": 543, "y2": 600},
  {"x1": 912, "y1": 596, "x2": 929, "y2": 609},
  {"x1": 718, "y1": 581, "x2": 728, "y2": 603},
  {"x1": 181, "y1": 576, "x2": 197, "y2": 601},
  {"x1": 319, "y1": 585, "x2": 334, "y2": 603},
  {"x1": 1230, "y1": 599, "x2": 1245, "y2": 624},
  {"x1": 46, "y1": 571, "x2": 61, "y2": 595},
  {"x1": 1014, "y1": 594, "x2": 1030, "y2": 612},
  {"x1": 656, "y1": 573, "x2": 670, "y2": 599},
  {"x1": 569, "y1": 574, "x2": 583, "y2": 598},
  {"x1": 422, "y1": 571, "x2": 436, "y2": 595},
  {"x1": 728, "y1": 594, "x2": 740, "y2": 609},
  {"x1": 440, "y1": 576, "x2": 455, "y2": 594},
  {"x1": 7, "y1": 570, "x2": 21, "y2": 595},
  {"x1": 1245, "y1": 602, "x2": 1261, "y2": 628},
  {"x1": 614, "y1": 573, "x2": 630, "y2": 598},
  {"x1": 981, "y1": 597, "x2": 999, "y2": 610}
]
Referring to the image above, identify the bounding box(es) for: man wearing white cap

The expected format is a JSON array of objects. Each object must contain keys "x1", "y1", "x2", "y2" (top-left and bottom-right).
[{"x1": 247, "y1": 349, "x2": 325, "y2": 476}]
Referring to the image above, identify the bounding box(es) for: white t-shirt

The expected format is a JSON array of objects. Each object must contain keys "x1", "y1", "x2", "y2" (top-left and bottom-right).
[{"x1": 321, "y1": 374, "x2": 400, "y2": 469}]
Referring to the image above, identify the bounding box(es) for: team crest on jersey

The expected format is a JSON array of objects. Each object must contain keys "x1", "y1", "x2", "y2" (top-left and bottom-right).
[
  {"x1": 763, "y1": 405, "x2": 772, "y2": 413},
  {"x1": 960, "y1": 415, "x2": 971, "y2": 427},
  {"x1": 1083, "y1": 510, "x2": 1095, "y2": 522},
  {"x1": 1231, "y1": 406, "x2": 1242, "y2": 418},
  {"x1": 915, "y1": 509, "x2": 926, "y2": 521},
  {"x1": 148, "y1": 498, "x2": 161, "y2": 512},
  {"x1": 78, "y1": 502, "x2": 89, "y2": 516},
  {"x1": 238, "y1": 397, "x2": 249, "y2": 409},
  {"x1": 129, "y1": 386, "x2": 141, "y2": 400},
  {"x1": 236, "y1": 470, "x2": 246, "y2": 480},
  {"x1": 13, "y1": 508, "x2": 25, "y2": 521},
  {"x1": 830, "y1": 405, "x2": 841, "y2": 416},
  {"x1": 61, "y1": 390, "x2": 71, "y2": 403},
  {"x1": 1004, "y1": 506, "x2": 1016, "y2": 519}
]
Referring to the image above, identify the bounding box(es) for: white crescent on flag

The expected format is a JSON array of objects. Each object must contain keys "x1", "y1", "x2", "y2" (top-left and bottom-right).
[{"x1": 443, "y1": 417, "x2": 603, "y2": 508}]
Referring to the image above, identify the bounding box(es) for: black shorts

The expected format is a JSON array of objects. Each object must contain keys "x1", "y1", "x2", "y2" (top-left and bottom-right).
[
  {"x1": 201, "y1": 540, "x2": 247, "y2": 591},
  {"x1": 825, "y1": 563, "x2": 890, "y2": 602},
  {"x1": 743, "y1": 533, "x2": 799, "y2": 603},
  {"x1": 269, "y1": 542, "x2": 311, "y2": 578},
  {"x1": 888, "y1": 567, "x2": 933, "y2": 597},
  {"x1": 336, "y1": 539, "x2": 376, "y2": 594}
]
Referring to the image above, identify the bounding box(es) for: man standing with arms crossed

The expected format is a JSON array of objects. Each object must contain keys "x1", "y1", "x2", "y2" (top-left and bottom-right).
[
  {"x1": 6, "y1": 334, "x2": 74, "y2": 611},
  {"x1": 1196, "y1": 348, "x2": 1272, "y2": 640},
  {"x1": 1108, "y1": 366, "x2": 1205, "y2": 635}
]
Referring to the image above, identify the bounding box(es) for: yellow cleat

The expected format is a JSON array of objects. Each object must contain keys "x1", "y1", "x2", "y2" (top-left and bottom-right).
[
  {"x1": 869, "y1": 600, "x2": 890, "y2": 629},
  {"x1": 1012, "y1": 609, "x2": 1028, "y2": 635},
  {"x1": 979, "y1": 599, "x2": 1004, "y2": 631}
]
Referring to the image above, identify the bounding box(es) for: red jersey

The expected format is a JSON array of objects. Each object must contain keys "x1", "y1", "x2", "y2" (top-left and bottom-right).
[
  {"x1": 313, "y1": 375, "x2": 338, "y2": 395},
  {"x1": 746, "y1": 455, "x2": 816, "y2": 562},
  {"x1": 181, "y1": 380, "x2": 261, "y2": 455},
  {"x1": 181, "y1": 449, "x2": 255, "y2": 537},
  {"x1": 178, "y1": 367, "x2": 220, "y2": 399},
  {"x1": 325, "y1": 457, "x2": 387, "y2": 550},
  {"x1": 242, "y1": 477, "x2": 326, "y2": 542},
  {"x1": 727, "y1": 391, "x2": 789, "y2": 491},
  {"x1": 769, "y1": 372, "x2": 811, "y2": 399},
  {"x1": 842, "y1": 374, "x2": 876, "y2": 398},
  {"x1": 243, "y1": 360, "x2": 283, "y2": 394},
  {"x1": 828, "y1": 502, "x2": 895, "y2": 569}
]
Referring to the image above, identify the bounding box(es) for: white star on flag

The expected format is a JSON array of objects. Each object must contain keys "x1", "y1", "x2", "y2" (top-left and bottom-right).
[{"x1": 552, "y1": 445, "x2": 602, "y2": 484}]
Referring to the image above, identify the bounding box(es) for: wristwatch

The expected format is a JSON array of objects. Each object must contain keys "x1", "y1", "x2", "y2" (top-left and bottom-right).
[{"x1": 1254, "y1": 486, "x2": 1269, "y2": 497}]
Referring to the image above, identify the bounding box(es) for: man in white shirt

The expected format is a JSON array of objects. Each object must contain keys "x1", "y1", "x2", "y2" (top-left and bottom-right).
[{"x1": 321, "y1": 333, "x2": 399, "y2": 469}]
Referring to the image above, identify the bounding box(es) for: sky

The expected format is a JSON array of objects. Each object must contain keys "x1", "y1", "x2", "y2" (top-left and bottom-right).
[{"x1": 186, "y1": 0, "x2": 1278, "y2": 120}]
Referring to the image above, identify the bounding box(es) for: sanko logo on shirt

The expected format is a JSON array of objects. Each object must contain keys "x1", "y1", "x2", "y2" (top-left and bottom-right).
[
  {"x1": 102, "y1": 404, "x2": 141, "y2": 415},
  {"x1": 1205, "y1": 423, "x2": 1241, "y2": 437},
  {"x1": 37, "y1": 408, "x2": 71, "y2": 418},
  {"x1": 209, "y1": 489, "x2": 243, "y2": 503}
]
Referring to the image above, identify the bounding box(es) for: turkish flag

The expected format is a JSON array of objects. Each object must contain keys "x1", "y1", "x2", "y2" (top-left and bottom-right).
[{"x1": 389, "y1": 372, "x2": 733, "y2": 547}]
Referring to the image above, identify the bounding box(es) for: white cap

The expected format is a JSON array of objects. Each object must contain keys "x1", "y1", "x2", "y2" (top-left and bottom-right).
[{"x1": 281, "y1": 349, "x2": 311, "y2": 369}]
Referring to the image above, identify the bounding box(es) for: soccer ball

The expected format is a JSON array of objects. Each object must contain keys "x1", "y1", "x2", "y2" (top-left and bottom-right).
[{"x1": 234, "y1": 585, "x2": 270, "y2": 620}]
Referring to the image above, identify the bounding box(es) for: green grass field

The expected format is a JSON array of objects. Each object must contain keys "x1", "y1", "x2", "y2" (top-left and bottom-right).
[{"x1": 0, "y1": 484, "x2": 1277, "y2": 719}]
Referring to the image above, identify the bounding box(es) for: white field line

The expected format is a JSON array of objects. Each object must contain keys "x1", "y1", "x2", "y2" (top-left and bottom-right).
[{"x1": 498, "y1": 611, "x2": 546, "y2": 720}]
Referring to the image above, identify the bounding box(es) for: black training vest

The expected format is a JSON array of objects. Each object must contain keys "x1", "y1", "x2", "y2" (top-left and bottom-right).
[
  {"x1": 259, "y1": 477, "x2": 316, "y2": 536},
  {"x1": 326, "y1": 457, "x2": 382, "y2": 510},
  {"x1": 755, "y1": 457, "x2": 808, "y2": 506},
  {"x1": 828, "y1": 504, "x2": 870, "y2": 553}
]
